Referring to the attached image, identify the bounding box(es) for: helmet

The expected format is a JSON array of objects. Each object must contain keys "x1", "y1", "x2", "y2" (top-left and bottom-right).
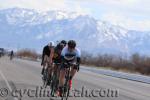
[
  {"x1": 60, "y1": 40, "x2": 67, "y2": 46},
  {"x1": 48, "y1": 41, "x2": 55, "y2": 47},
  {"x1": 57, "y1": 43, "x2": 64, "y2": 50},
  {"x1": 68, "y1": 40, "x2": 76, "y2": 48}
]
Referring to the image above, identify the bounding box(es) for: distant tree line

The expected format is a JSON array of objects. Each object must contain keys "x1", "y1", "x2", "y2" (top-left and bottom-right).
[
  {"x1": 81, "y1": 51, "x2": 150, "y2": 75},
  {"x1": 16, "y1": 49, "x2": 38, "y2": 60},
  {"x1": 16, "y1": 49, "x2": 150, "y2": 75}
]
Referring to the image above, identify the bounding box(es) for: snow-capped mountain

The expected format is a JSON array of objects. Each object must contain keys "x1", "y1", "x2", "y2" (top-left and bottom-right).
[{"x1": 0, "y1": 7, "x2": 150, "y2": 55}]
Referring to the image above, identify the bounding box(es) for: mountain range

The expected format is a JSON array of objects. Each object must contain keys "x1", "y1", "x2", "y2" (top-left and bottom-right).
[{"x1": 0, "y1": 7, "x2": 150, "y2": 55}]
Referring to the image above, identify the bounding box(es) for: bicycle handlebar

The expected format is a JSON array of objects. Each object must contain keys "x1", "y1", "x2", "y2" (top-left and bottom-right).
[
  {"x1": 53, "y1": 62, "x2": 61, "y2": 65},
  {"x1": 64, "y1": 62, "x2": 78, "y2": 66}
]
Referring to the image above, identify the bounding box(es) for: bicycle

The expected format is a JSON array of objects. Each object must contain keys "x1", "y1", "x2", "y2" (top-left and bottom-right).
[
  {"x1": 61, "y1": 62, "x2": 77, "y2": 100},
  {"x1": 50, "y1": 63, "x2": 61, "y2": 97},
  {"x1": 42, "y1": 67, "x2": 49, "y2": 88},
  {"x1": 42, "y1": 64, "x2": 52, "y2": 88},
  {"x1": 10, "y1": 51, "x2": 14, "y2": 60},
  {"x1": 10, "y1": 55, "x2": 13, "y2": 60}
]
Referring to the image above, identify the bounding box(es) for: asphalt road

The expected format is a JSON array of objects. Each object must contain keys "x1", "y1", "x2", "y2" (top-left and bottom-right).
[{"x1": 0, "y1": 56, "x2": 150, "y2": 100}]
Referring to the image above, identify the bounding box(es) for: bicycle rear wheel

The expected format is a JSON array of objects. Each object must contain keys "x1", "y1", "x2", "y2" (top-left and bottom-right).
[
  {"x1": 61, "y1": 87, "x2": 70, "y2": 100},
  {"x1": 42, "y1": 68, "x2": 49, "y2": 88},
  {"x1": 65, "y1": 85, "x2": 70, "y2": 100},
  {"x1": 61, "y1": 80, "x2": 70, "y2": 100},
  {"x1": 50, "y1": 73, "x2": 58, "y2": 96}
]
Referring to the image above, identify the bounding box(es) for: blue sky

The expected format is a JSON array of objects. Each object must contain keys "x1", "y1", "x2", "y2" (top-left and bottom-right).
[{"x1": 0, "y1": 0, "x2": 150, "y2": 31}]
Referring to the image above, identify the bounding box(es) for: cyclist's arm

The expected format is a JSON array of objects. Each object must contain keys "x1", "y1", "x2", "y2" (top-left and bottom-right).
[
  {"x1": 41, "y1": 47, "x2": 45, "y2": 65},
  {"x1": 60, "y1": 55, "x2": 65, "y2": 64},
  {"x1": 77, "y1": 57, "x2": 81, "y2": 64},
  {"x1": 49, "y1": 47, "x2": 54, "y2": 64},
  {"x1": 60, "y1": 47, "x2": 66, "y2": 63},
  {"x1": 76, "y1": 48, "x2": 81, "y2": 71},
  {"x1": 76, "y1": 48, "x2": 81, "y2": 61}
]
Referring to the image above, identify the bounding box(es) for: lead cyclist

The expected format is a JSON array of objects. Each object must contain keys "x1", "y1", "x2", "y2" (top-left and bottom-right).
[{"x1": 57, "y1": 40, "x2": 81, "y2": 96}]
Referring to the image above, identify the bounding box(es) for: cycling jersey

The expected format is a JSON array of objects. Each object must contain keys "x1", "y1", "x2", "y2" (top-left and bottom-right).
[
  {"x1": 41, "y1": 45, "x2": 54, "y2": 64},
  {"x1": 53, "y1": 43, "x2": 64, "y2": 63},
  {"x1": 43, "y1": 45, "x2": 51, "y2": 57},
  {"x1": 60, "y1": 46, "x2": 81, "y2": 70},
  {"x1": 61, "y1": 46, "x2": 81, "y2": 62}
]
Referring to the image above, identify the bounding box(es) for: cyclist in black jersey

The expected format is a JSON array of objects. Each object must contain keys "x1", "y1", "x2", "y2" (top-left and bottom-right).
[{"x1": 41, "y1": 41, "x2": 55, "y2": 85}]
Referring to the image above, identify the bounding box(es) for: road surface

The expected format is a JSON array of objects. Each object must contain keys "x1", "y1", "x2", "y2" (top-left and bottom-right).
[{"x1": 0, "y1": 57, "x2": 150, "y2": 100}]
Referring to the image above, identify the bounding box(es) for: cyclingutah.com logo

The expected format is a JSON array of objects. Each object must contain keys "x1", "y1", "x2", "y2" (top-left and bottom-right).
[
  {"x1": 0, "y1": 88, "x2": 9, "y2": 97},
  {"x1": 0, "y1": 86, "x2": 119, "y2": 99}
]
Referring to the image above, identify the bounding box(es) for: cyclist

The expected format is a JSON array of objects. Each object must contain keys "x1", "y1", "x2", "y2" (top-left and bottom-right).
[
  {"x1": 53, "y1": 40, "x2": 67, "y2": 65},
  {"x1": 41, "y1": 41, "x2": 55, "y2": 85},
  {"x1": 57, "y1": 40, "x2": 81, "y2": 96},
  {"x1": 52, "y1": 40, "x2": 67, "y2": 88},
  {"x1": 10, "y1": 50, "x2": 14, "y2": 60}
]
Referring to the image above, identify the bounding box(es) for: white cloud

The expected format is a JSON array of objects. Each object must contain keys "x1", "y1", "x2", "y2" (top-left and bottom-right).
[
  {"x1": 73, "y1": 5, "x2": 92, "y2": 15},
  {"x1": 74, "y1": 0, "x2": 150, "y2": 15},
  {"x1": 36, "y1": 32, "x2": 54, "y2": 40},
  {"x1": 1, "y1": 0, "x2": 150, "y2": 31},
  {"x1": 36, "y1": 34, "x2": 43, "y2": 40},
  {"x1": 101, "y1": 13, "x2": 150, "y2": 31},
  {"x1": 75, "y1": 0, "x2": 139, "y2": 6},
  {"x1": 0, "y1": 0, "x2": 92, "y2": 15},
  {"x1": 98, "y1": 0, "x2": 138, "y2": 5},
  {"x1": 0, "y1": 0, "x2": 67, "y2": 11}
]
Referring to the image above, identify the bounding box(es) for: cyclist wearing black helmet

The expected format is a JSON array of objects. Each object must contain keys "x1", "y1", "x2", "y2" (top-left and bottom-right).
[
  {"x1": 53, "y1": 40, "x2": 67, "y2": 63},
  {"x1": 53, "y1": 40, "x2": 67, "y2": 71},
  {"x1": 60, "y1": 40, "x2": 67, "y2": 46},
  {"x1": 57, "y1": 40, "x2": 81, "y2": 96}
]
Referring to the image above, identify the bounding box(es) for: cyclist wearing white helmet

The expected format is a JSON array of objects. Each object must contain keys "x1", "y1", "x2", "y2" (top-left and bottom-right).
[{"x1": 41, "y1": 41, "x2": 55, "y2": 85}]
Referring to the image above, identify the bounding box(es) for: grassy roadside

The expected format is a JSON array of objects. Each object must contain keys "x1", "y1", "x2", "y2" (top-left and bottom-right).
[
  {"x1": 15, "y1": 49, "x2": 150, "y2": 76},
  {"x1": 81, "y1": 64, "x2": 145, "y2": 76}
]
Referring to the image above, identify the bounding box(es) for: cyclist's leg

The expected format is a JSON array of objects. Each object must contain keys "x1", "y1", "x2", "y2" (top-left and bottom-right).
[
  {"x1": 54, "y1": 63, "x2": 60, "y2": 81},
  {"x1": 69, "y1": 66, "x2": 77, "y2": 80},
  {"x1": 44, "y1": 56, "x2": 52, "y2": 85},
  {"x1": 47, "y1": 66, "x2": 51, "y2": 85},
  {"x1": 68, "y1": 64, "x2": 77, "y2": 89},
  {"x1": 57, "y1": 63, "x2": 66, "y2": 95},
  {"x1": 69, "y1": 60, "x2": 78, "y2": 80},
  {"x1": 56, "y1": 64, "x2": 61, "y2": 88},
  {"x1": 45, "y1": 55, "x2": 51, "y2": 76},
  {"x1": 53, "y1": 60, "x2": 61, "y2": 79},
  {"x1": 53, "y1": 63, "x2": 58, "y2": 74},
  {"x1": 51, "y1": 62, "x2": 58, "y2": 83},
  {"x1": 59, "y1": 64, "x2": 66, "y2": 87},
  {"x1": 52, "y1": 62, "x2": 59, "y2": 89},
  {"x1": 41, "y1": 55, "x2": 47, "y2": 75},
  {"x1": 48, "y1": 64, "x2": 53, "y2": 80},
  {"x1": 57, "y1": 64, "x2": 61, "y2": 81}
]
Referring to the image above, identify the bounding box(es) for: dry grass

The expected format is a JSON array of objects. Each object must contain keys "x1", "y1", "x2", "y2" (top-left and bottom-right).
[
  {"x1": 81, "y1": 52, "x2": 150, "y2": 75},
  {"x1": 16, "y1": 49, "x2": 38, "y2": 60}
]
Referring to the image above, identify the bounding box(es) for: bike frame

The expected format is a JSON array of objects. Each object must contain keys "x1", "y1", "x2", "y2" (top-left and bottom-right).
[
  {"x1": 61, "y1": 62, "x2": 77, "y2": 100},
  {"x1": 50, "y1": 63, "x2": 61, "y2": 96},
  {"x1": 42, "y1": 64, "x2": 53, "y2": 88}
]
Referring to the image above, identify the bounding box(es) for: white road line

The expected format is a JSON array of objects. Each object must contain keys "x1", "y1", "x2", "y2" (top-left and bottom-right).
[
  {"x1": 0, "y1": 70, "x2": 18, "y2": 100},
  {"x1": 0, "y1": 70, "x2": 12, "y2": 92}
]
